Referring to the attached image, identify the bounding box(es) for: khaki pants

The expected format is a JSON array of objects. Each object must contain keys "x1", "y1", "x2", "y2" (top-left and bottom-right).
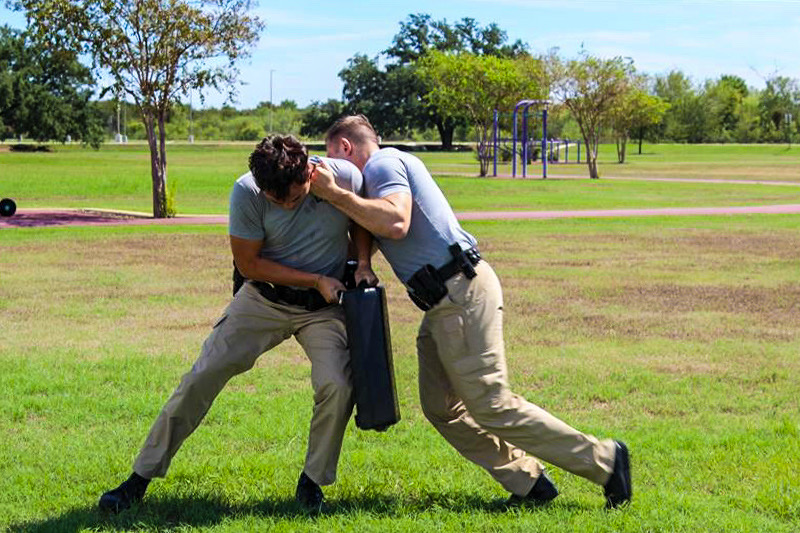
[
  {"x1": 417, "y1": 261, "x2": 616, "y2": 496},
  {"x1": 133, "y1": 282, "x2": 353, "y2": 486}
]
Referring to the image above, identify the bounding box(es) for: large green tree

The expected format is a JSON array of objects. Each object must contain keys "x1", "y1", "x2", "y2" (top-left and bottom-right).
[
  {"x1": 759, "y1": 75, "x2": 799, "y2": 144},
  {"x1": 418, "y1": 51, "x2": 546, "y2": 176},
  {"x1": 339, "y1": 13, "x2": 528, "y2": 149},
  {"x1": 300, "y1": 99, "x2": 344, "y2": 138},
  {"x1": 550, "y1": 51, "x2": 634, "y2": 179},
  {"x1": 608, "y1": 74, "x2": 669, "y2": 162},
  {"x1": 0, "y1": 25, "x2": 103, "y2": 145},
  {"x1": 11, "y1": 0, "x2": 263, "y2": 217}
]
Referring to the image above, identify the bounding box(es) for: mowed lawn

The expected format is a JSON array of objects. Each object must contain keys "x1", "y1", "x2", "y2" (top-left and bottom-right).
[
  {"x1": 1, "y1": 142, "x2": 799, "y2": 214},
  {"x1": 1, "y1": 215, "x2": 799, "y2": 532}
]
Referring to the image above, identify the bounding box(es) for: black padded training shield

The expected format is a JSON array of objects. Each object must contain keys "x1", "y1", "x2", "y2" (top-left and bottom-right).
[{"x1": 341, "y1": 286, "x2": 400, "y2": 431}]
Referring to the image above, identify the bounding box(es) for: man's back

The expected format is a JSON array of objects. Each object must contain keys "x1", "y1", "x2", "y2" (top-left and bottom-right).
[{"x1": 362, "y1": 148, "x2": 476, "y2": 282}]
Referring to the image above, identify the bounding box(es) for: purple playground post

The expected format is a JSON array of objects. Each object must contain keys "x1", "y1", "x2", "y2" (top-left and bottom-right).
[
  {"x1": 512, "y1": 99, "x2": 550, "y2": 178},
  {"x1": 493, "y1": 109, "x2": 498, "y2": 177},
  {"x1": 542, "y1": 108, "x2": 548, "y2": 178},
  {"x1": 522, "y1": 105, "x2": 530, "y2": 178}
]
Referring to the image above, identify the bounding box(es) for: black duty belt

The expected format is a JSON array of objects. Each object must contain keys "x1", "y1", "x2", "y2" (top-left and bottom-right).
[
  {"x1": 251, "y1": 281, "x2": 332, "y2": 312},
  {"x1": 437, "y1": 246, "x2": 481, "y2": 282},
  {"x1": 405, "y1": 245, "x2": 482, "y2": 312}
]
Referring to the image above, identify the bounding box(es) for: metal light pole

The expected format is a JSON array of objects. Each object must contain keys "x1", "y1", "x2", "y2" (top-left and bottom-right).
[{"x1": 269, "y1": 69, "x2": 275, "y2": 133}]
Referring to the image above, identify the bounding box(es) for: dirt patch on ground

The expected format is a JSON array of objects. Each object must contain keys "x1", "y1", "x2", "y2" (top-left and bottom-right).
[
  {"x1": 0, "y1": 209, "x2": 140, "y2": 228},
  {"x1": 617, "y1": 283, "x2": 800, "y2": 315}
]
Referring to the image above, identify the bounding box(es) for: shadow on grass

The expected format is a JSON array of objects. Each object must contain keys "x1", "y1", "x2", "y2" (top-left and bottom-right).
[{"x1": 7, "y1": 491, "x2": 579, "y2": 532}]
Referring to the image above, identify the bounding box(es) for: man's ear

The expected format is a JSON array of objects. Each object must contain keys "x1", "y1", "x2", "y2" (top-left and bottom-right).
[{"x1": 341, "y1": 137, "x2": 353, "y2": 156}]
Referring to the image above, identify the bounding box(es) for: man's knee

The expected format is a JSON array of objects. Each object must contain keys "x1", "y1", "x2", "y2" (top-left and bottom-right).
[
  {"x1": 420, "y1": 389, "x2": 458, "y2": 425},
  {"x1": 314, "y1": 374, "x2": 353, "y2": 408},
  {"x1": 460, "y1": 384, "x2": 515, "y2": 428}
]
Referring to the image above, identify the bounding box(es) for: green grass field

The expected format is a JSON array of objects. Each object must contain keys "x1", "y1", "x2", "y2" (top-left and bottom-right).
[
  {"x1": 1, "y1": 145, "x2": 799, "y2": 531},
  {"x1": 2, "y1": 215, "x2": 799, "y2": 532},
  {"x1": 1, "y1": 142, "x2": 798, "y2": 214}
]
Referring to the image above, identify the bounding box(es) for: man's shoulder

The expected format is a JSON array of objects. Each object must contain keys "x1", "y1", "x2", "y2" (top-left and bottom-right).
[
  {"x1": 230, "y1": 171, "x2": 267, "y2": 211},
  {"x1": 233, "y1": 171, "x2": 259, "y2": 193},
  {"x1": 365, "y1": 148, "x2": 406, "y2": 173},
  {"x1": 322, "y1": 157, "x2": 363, "y2": 193}
]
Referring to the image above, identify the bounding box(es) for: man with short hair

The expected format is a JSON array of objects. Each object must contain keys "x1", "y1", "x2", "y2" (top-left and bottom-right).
[
  {"x1": 310, "y1": 115, "x2": 632, "y2": 509},
  {"x1": 99, "y1": 135, "x2": 368, "y2": 513}
]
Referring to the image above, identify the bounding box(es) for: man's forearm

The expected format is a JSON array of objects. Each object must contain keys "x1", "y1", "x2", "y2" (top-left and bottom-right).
[
  {"x1": 328, "y1": 188, "x2": 409, "y2": 240},
  {"x1": 352, "y1": 223, "x2": 374, "y2": 267},
  {"x1": 237, "y1": 255, "x2": 323, "y2": 289}
]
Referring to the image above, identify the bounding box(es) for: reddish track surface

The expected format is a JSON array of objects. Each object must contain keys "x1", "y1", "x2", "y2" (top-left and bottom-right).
[{"x1": 2, "y1": 204, "x2": 800, "y2": 229}]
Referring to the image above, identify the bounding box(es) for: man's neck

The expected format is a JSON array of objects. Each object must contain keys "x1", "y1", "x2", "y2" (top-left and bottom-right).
[{"x1": 355, "y1": 142, "x2": 380, "y2": 171}]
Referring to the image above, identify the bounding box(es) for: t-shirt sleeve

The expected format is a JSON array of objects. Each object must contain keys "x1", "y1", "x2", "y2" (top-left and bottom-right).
[
  {"x1": 365, "y1": 157, "x2": 410, "y2": 199},
  {"x1": 228, "y1": 180, "x2": 265, "y2": 241},
  {"x1": 324, "y1": 157, "x2": 364, "y2": 196}
]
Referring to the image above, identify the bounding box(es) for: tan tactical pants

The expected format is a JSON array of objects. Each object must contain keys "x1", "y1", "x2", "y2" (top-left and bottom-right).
[
  {"x1": 417, "y1": 261, "x2": 617, "y2": 496},
  {"x1": 133, "y1": 281, "x2": 353, "y2": 486}
]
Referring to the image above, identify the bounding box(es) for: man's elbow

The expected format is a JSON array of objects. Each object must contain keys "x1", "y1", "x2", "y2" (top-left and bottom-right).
[
  {"x1": 385, "y1": 220, "x2": 409, "y2": 240},
  {"x1": 234, "y1": 257, "x2": 257, "y2": 280}
]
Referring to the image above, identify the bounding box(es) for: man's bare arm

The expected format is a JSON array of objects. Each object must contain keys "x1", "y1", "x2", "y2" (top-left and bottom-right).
[
  {"x1": 230, "y1": 235, "x2": 344, "y2": 302},
  {"x1": 351, "y1": 223, "x2": 379, "y2": 286},
  {"x1": 311, "y1": 164, "x2": 412, "y2": 240}
]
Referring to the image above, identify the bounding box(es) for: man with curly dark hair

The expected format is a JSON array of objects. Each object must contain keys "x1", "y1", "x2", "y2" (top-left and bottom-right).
[{"x1": 99, "y1": 135, "x2": 374, "y2": 514}]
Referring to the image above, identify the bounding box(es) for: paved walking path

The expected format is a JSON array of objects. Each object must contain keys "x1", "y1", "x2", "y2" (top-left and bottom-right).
[{"x1": 3, "y1": 204, "x2": 800, "y2": 229}]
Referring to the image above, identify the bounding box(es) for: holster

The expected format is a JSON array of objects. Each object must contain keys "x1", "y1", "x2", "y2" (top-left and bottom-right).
[
  {"x1": 406, "y1": 264, "x2": 448, "y2": 311},
  {"x1": 406, "y1": 244, "x2": 482, "y2": 311}
]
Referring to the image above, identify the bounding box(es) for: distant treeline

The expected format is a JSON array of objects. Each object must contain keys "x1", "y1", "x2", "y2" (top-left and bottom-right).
[{"x1": 94, "y1": 67, "x2": 798, "y2": 146}]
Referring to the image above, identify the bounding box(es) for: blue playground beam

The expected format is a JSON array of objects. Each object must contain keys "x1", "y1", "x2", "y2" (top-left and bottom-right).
[{"x1": 511, "y1": 99, "x2": 550, "y2": 178}]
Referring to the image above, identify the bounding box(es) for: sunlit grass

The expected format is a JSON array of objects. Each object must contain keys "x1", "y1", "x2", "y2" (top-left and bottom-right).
[{"x1": 2, "y1": 216, "x2": 799, "y2": 531}]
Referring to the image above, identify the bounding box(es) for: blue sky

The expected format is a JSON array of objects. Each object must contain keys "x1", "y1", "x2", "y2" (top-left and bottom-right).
[{"x1": 2, "y1": 0, "x2": 799, "y2": 109}]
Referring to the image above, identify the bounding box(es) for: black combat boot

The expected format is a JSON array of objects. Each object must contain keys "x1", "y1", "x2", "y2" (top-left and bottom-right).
[
  {"x1": 98, "y1": 472, "x2": 150, "y2": 513},
  {"x1": 604, "y1": 441, "x2": 632, "y2": 509},
  {"x1": 507, "y1": 471, "x2": 559, "y2": 506},
  {"x1": 295, "y1": 471, "x2": 324, "y2": 513}
]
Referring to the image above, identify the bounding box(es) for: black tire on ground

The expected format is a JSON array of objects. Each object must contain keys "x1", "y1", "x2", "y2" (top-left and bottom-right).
[{"x1": 0, "y1": 198, "x2": 17, "y2": 217}]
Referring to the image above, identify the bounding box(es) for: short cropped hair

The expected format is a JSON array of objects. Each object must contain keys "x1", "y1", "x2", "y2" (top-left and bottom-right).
[
  {"x1": 249, "y1": 135, "x2": 308, "y2": 201},
  {"x1": 325, "y1": 114, "x2": 379, "y2": 146}
]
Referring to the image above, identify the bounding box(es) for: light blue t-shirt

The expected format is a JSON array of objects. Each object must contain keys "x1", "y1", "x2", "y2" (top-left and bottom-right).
[
  {"x1": 228, "y1": 157, "x2": 363, "y2": 285},
  {"x1": 362, "y1": 148, "x2": 477, "y2": 283}
]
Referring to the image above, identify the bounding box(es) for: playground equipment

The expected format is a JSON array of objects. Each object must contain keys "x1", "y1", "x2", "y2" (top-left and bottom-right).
[
  {"x1": 1, "y1": 198, "x2": 16, "y2": 217},
  {"x1": 490, "y1": 99, "x2": 583, "y2": 178}
]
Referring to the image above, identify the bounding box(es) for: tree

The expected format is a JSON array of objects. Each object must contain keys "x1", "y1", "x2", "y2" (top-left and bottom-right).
[
  {"x1": 338, "y1": 13, "x2": 528, "y2": 149},
  {"x1": 418, "y1": 51, "x2": 546, "y2": 176},
  {"x1": 758, "y1": 75, "x2": 799, "y2": 144},
  {"x1": 338, "y1": 54, "x2": 419, "y2": 139},
  {"x1": 300, "y1": 99, "x2": 344, "y2": 138},
  {"x1": 608, "y1": 75, "x2": 669, "y2": 162},
  {"x1": 0, "y1": 25, "x2": 103, "y2": 145},
  {"x1": 12, "y1": 0, "x2": 263, "y2": 217},
  {"x1": 550, "y1": 51, "x2": 634, "y2": 179}
]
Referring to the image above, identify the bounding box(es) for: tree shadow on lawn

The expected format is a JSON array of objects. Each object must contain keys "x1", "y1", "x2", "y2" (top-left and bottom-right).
[{"x1": 8, "y1": 491, "x2": 588, "y2": 532}]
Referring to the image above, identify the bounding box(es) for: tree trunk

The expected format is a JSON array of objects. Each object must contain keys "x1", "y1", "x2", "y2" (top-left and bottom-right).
[
  {"x1": 638, "y1": 127, "x2": 644, "y2": 154},
  {"x1": 435, "y1": 117, "x2": 455, "y2": 150},
  {"x1": 143, "y1": 110, "x2": 166, "y2": 218},
  {"x1": 477, "y1": 124, "x2": 489, "y2": 177},
  {"x1": 157, "y1": 110, "x2": 171, "y2": 217},
  {"x1": 584, "y1": 135, "x2": 599, "y2": 179},
  {"x1": 616, "y1": 136, "x2": 627, "y2": 164}
]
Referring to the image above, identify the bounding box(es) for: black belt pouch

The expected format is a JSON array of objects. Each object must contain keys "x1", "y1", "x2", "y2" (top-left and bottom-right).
[{"x1": 341, "y1": 286, "x2": 401, "y2": 431}]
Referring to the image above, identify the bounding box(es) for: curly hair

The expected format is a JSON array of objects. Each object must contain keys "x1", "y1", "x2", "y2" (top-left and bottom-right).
[{"x1": 248, "y1": 135, "x2": 309, "y2": 201}]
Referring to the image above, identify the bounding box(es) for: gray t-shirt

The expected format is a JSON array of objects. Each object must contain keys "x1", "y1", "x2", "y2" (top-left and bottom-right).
[
  {"x1": 362, "y1": 148, "x2": 477, "y2": 283},
  {"x1": 228, "y1": 157, "x2": 363, "y2": 284}
]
